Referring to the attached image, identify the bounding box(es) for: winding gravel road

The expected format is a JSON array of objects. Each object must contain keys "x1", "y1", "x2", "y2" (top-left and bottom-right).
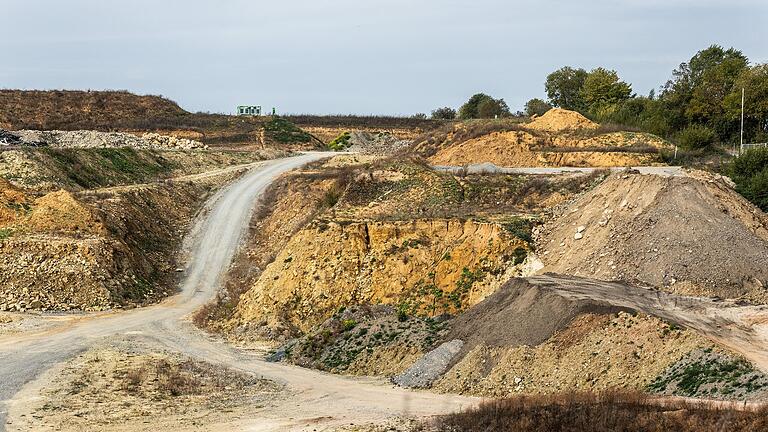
[{"x1": 0, "y1": 153, "x2": 476, "y2": 431}]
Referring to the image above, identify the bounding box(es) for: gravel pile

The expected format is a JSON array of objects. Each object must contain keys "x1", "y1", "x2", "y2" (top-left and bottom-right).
[
  {"x1": 392, "y1": 339, "x2": 463, "y2": 388},
  {"x1": 347, "y1": 131, "x2": 412, "y2": 155},
  {"x1": 0, "y1": 129, "x2": 46, "y2": 147},
  {"x1": 14, "y1": 130, "x2": 205, "y2": 150}
]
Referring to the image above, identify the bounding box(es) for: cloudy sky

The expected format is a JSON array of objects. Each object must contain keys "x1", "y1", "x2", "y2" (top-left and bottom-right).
[{"x1": 2, "y1": 0, "x2": 766, "y2": 115}]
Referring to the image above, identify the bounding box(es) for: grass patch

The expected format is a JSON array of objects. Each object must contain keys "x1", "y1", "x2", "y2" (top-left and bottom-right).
[
  {"x1": 436, "y1": 390, "x2": 768, "y2": 432},
  {"x1": 263, "y1": 117, "x2": 313, "y2": 143}
]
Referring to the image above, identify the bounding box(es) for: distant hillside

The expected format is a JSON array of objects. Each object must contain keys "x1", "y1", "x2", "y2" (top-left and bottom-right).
[
  {"x1": 0, "y1": 90, "x2": 322, "y2": 149},
  {"x1": 0, "y1": 90, "x2": 188, "y2": 130}
]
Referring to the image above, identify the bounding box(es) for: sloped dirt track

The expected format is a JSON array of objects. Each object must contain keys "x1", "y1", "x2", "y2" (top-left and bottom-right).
[{"x1": 0, "y1": 153, "x2": 476, "y2": 431}]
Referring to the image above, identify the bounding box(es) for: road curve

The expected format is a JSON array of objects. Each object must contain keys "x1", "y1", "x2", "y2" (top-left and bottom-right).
[{"x1": 0, "y1": 153, "x2": 477, "y2": 431}]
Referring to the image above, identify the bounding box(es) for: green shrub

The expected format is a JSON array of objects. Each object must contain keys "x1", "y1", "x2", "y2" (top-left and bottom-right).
[
  {"x1": 731, "y1": 149, "x2": 768, "y2": 211},
  {"x1": 264, "y1": 117, "x2": 312, "y2": 143},
  {"x1": 0, "y1": 228, "x2": 12, "y2": 241},
  {"x1": 328, "y1": 131, "x2": 351, "y2": 151},
  {"x1": 341, "y1": 319, "x2": 357, "y2": 332},
  {"x1": 676, "y1": 124, "x2": 717, "y2": 149}
]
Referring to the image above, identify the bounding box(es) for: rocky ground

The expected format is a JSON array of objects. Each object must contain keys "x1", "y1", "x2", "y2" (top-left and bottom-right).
[
  {"x1": 13, "y1": 130, "x2": 206, "y2": 150},
  {"x1": 536, "y1": 170, "x2": 768, "y2": 302},
  {"x1": 8, "y1": 339, "x2": 284, "y2": 432}
]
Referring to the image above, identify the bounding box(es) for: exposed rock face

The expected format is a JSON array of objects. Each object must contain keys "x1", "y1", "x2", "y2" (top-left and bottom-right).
[
  {"x1": 232, "y1": 219, "x2": 529, "y2": 334},
  {"x1": 0, "y1": 237, "x2": 117, "y2": 311},
  {"x1": 0, "y1": 180, "x2": 218, "y2": 311}
]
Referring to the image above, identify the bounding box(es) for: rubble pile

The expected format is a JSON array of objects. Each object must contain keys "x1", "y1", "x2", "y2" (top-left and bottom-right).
[{"x1": 13, "y1": 130, "x2": 206, "y2": 150}]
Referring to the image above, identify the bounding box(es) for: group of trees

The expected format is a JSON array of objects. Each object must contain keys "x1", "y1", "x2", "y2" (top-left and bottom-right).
[
  {"x1": 431, "y1": 93, "x2": 512, "y2": 120},
  {"x1": 428, "y1": 45, "x2": 766, "y2": 149},
  {"x1": 538, "y1": 45, "x2": 768, "y2": 148}
]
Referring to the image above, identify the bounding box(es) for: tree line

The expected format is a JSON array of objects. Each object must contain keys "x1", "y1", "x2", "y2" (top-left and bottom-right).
[{"x1": 431, "y1": 45, "x2": 767, "y2": 150}]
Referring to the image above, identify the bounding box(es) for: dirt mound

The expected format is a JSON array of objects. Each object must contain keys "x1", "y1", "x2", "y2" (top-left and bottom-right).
[
  {"x1": 0, "y1": 90, "x2": 187, "y2": 131},
  {"x1": 28, "y1": 190, "x2": 104, "y2": 234},
  {"x1": 427, "y1": 278, "x2": 720, "y2": 397},
  {"x1": 537, "y1": 172, "x2": 768, "y2": 302},
  {"x1": 421, "y1": 110, "x2": 670, "y2": 167},
  {"x1": 346, "y1": 131, "x2": 412, "y2": 155},
  {"x1": 13, "y1": 344, "x2": 282, "y2": 431},
  {"x1": 445, "y1": 278, "x2": 626, "y2": 355},
  {"x1": 527, "y1": 108, "x2": 599, "y2": 133}
]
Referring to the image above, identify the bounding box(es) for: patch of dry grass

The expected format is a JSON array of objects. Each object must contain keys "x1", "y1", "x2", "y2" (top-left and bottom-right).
[{"x1": 436, "y1": 391, "x2": 768, "y2": 432}]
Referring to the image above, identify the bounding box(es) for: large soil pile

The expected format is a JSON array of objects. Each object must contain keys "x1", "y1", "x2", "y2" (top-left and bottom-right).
[
  {"x1": 527, "y1": 108, "x2": 599, "y2": 132},
  {"x1": 422, "y1": 109, "x2": 672, "y2": 167},
  {"x1": 537, "y1": 171, "x2": 768, "y2": 302},
  {"x1": 431, "y1": 278, "x2": 715, "y2": 396}
]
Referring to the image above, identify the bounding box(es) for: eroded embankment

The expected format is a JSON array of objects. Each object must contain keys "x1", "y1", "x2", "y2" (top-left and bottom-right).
[{"x1": 230, "y1": 219, "x2": 530, "y2": 336}]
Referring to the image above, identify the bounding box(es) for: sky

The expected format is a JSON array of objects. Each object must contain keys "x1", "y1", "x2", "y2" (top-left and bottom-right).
[{"x1": 2, "y1": 0, "x2": 767, "y2": 115}]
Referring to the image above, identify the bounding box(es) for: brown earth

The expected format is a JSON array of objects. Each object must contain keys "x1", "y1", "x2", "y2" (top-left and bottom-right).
[
  {"x1": 416, "y1": 109, "x2": 672, "y2": 167},
  {"x1": 208, "y1": 158, "x2": 604, "y2": 344},
  {"x1": 0, "y1": 90, "x2": 319, "y2": 149},
  {"x1": 527, "y1": 108, "x2": 599, "y2": 132},
  {"x1": 0, "y1": 149, "x2": 275, "y2": 312},
  {"x1": 432, "y1": 278, "x2": 763, "y2": 400},
  {"x1": 537, "y1": 171, "x2": 768, "y2": 302},
  {"x1": 231, "y1": 218, "x2": 529, "y2": 335}
]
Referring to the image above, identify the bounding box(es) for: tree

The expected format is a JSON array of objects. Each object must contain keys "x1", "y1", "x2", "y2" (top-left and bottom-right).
[
  {"x1": 524, "y1": 98, "x2": 552, "y2": 117},
  {"x1": 431, "y1": 106, "x2": 456, "y2": 120},
  {"x1": 477, "y1": 97, "x2": 510, "y2": 118},
  {"x1": 545, "y1": 66, "x2": 588, "y2": 111},
  {"x1": 411, "y1": 113, "x2": 427, "y2": 119},
  {"x1": 662, "y1": 45, "x2": 749, "y2": 141},
  {"x1": 580, "y1": 67, "x2": 633, "y2": 116},
  {"x1": 458, "y1": 93, "x2": 510, "y2": 119},
  {"x1": 724, "y1": 64, "x2": 768, "y2": 143}
]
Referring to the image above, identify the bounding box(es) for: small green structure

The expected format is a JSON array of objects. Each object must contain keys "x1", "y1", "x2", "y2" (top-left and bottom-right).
[{"x1": 237, "y1": 105, "x2": 262, "y2": 116}]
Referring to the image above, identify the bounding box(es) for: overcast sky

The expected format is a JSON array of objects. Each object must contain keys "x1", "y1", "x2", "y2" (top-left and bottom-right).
[{"x1": 2, "y1": 0, "x2": 766, "y2": 115}]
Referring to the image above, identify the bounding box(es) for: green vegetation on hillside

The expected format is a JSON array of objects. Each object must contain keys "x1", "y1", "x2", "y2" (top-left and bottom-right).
[
  {"x1": 263, "y1": 117, "x2": 313, "y2": 143},
  {"x1": 33, "y1": 147, "x2": 178, "y2": 189},
  {"x1": 731, "y1": 148, "x2": 768, "y2": 211},
  {"x1": 543, "y1": 45, "x2": 767, "y2": 148}
]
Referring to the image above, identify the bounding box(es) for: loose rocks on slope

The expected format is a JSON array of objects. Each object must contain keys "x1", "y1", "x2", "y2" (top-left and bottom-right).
[
  {"x1": 14, "y1": 130, "x2": 205, "y2": 150},
  {"x1": 537, "y1": 171, "x2": 768, "y2": 302}
]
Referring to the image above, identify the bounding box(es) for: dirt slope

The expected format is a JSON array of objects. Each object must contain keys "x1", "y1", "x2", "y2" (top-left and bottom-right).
[
  {"x1": 0, "y1": 90, "x2": 320, "y2": 149},
  {"x1": 419, "y1": 109, "x2": 672, "y2": 167},
  {"x1": 0, "y1": 90, "x2": 185, "y2": 131},
  {"x1": 231, "y1": 219, "x2": 529, "y2": 336},
  {"x1": 537, "y1": 171, "x2": 768, "y2": 302}
]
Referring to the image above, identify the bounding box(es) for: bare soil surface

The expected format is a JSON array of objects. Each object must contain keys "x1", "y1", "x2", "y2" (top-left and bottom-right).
[
  {"x1": 10, "y1": 340, "x2": 284, "y2": 431},
  {"x1": 537, "y1": 170, "x2": 768, "y2": 302}
]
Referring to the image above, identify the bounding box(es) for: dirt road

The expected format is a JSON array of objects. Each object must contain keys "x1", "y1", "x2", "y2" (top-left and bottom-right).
[
  {"x1": 433, "y1": 163, "x2": 685, "y2": 176},
  {"x1": 0, "y1": 153, "x2": 476, "y2": 431}
]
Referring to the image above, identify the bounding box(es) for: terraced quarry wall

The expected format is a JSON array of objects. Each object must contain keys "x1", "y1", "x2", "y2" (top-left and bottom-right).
[
  {"x1": 231, "y1": 219, "x2": 529, "y2": 335},
  {"x1": 0, "y1": 147, "x2": 278, "y2": 311}
]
